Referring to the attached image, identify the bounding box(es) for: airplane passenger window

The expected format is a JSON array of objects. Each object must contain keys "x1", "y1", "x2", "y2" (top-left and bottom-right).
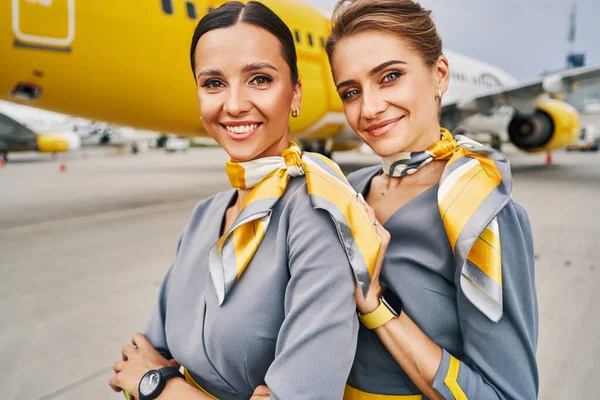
[
  {"x1": 295, "y1": 30, "x2": 301, "y2": 44},
  {"x1": 161, "y1": 0, "x2": 173, "y2": 14},
  {"x1": 186, "y1": 2, "x2": 197, "y2": 19},
  {"x1": 308, "y1": 34, "x2": 313, "y2": 47}
]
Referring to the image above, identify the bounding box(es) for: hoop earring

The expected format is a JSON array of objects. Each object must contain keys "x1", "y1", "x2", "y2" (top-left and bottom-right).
[{"x1": 291, "y1": 109, "x2": 299, "y2": 118}]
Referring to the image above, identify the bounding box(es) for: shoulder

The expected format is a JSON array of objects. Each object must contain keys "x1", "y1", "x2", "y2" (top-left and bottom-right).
[
  {"x1": 182, "y1": 189, "x2": 235, "y2": 235},
  {"x1": 346, "y1": 165, "x2": 381, "y2": 191},
  {"x1": 498, "y1": 199, "x2": 532, "y2": 235}
]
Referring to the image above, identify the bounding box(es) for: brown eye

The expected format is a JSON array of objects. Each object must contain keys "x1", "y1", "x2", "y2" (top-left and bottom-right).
[
  {"x1": 202, "y1": 79, "x2": 225, "y2": 89},
  {"x1": 250, "y1": 75, "x2": 273, "y2": 86}
]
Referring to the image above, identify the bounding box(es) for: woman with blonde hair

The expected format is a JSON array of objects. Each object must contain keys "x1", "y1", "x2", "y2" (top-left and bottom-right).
[{"x1": 325, "y1": 0, "x2": 539, "y2": 399}]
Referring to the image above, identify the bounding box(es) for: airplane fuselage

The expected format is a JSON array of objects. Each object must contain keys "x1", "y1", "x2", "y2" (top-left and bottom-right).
[{"x1": 0, "y1": 0, "x2": 528, "y2": 147}]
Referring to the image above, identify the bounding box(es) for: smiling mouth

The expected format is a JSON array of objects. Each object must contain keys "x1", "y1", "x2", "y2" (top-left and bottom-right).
[
  {"x1": 365, "y1": 117, "x2": 404, "y2": 137},
  {"x1": 221, "y1": 123, "x2": 262, "y2": 134}
]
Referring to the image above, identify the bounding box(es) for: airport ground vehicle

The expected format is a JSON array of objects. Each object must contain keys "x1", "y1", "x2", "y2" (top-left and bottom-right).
[{"x1": 566, "y1": 125, "x2": 599, "y2": 152}]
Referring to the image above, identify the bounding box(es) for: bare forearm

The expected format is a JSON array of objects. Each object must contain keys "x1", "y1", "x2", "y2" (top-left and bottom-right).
[
  {"x1": 157, "y1": 377, "x2": 215, "y2": 400},
  {"x1": 374, "y1": 313, "x2": 443, "y2": 400}
]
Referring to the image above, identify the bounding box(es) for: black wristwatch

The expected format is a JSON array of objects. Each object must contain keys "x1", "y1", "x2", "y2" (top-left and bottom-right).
[
  {"x1": 138, "y1": 366, "x2": 184, "y2": 400},
  {"x1": 380, "y1": 286, "x2": 403, "y2": 317}
]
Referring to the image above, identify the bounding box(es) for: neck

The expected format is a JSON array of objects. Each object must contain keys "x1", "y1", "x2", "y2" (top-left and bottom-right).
[
  {"x1": 380, "y1": 160, "x2": 445, "y2": 189},
  {"x1": 407, "y1": 123, "x2": 442, "y2": 152},
  {"x1": 253, "y1": 132, "x2": 290, "y2": 161}
]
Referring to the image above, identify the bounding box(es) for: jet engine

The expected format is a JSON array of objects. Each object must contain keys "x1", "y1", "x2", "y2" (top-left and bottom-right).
[
  {"x1": 507, "y1": 99, "x2": 580, "y2": 152},
  {"x1": 36, "y1": 132, "x2": 82, "y2": 153}
]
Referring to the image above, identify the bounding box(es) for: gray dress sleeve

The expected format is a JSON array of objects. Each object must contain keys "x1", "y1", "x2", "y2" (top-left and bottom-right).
[
  {"x1": 432, "y1": 201, "x2": 539, "y2": 399},
  {"x1": 144, "y1": 236, "x2": 183, "y2": 360},
  {"x1": 264, "y1": 196, "x2": 360, "y2": 400}
]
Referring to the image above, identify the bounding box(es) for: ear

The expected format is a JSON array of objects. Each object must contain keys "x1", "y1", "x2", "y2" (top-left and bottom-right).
[
  {"x1": 291, "y1": 79, "x2": 303, "y2": 113},
  {"x1": 435, "y1": 55, "x2": 450, "y2": 95}
]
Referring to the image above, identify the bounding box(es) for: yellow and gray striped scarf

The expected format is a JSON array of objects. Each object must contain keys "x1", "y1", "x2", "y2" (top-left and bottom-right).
[
  {"x1": 383, "y1": 128, "x2": 512, "y2": 322},
  {"x1": 209, "y1": 142, "x2": 381, "y2": 305}
]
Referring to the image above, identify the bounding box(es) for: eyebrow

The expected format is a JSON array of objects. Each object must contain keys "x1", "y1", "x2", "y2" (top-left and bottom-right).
[
  {"x1": 196, "y1": 68, "x2": 224, "y2": 80},
  {"x1": 335, "y1": 60, "x2": 407, "y2": 90},
  {"x1": 242, "y1": 62, "x2": 278, "y2": 73},
  {"x1": 195, "y1": 62, "x2": 278, "y2": 81}
]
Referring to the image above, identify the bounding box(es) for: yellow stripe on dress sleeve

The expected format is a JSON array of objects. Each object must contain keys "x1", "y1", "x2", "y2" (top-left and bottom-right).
[{"x1": 444, "y1": 355, "x2": 468, "y2": 400}]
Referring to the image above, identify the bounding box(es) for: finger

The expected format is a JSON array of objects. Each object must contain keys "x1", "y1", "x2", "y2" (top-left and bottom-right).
[
  {"x1": 253, "y1": 385, "x2": 271, "y2": 396},
  {"x1": 357, "y1": 194, "x2": 376, "y2": 219},
  {"x1": 122, "y1": 345, "x2": 136, "y2": 360},
  {"x1": 113, "y1": 360, "x2": 125, "y2": 373},
  {"x1": 109, "y1": 375, "x2": 122, "y2": 392},
  {"x1": 132, "y1": 332, "x2": 150, "y2": 351}
]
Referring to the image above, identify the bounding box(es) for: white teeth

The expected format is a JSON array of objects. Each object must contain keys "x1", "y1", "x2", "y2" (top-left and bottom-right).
[{"x1": 225, "y1": 124, "x2": 258, "y2": 134}]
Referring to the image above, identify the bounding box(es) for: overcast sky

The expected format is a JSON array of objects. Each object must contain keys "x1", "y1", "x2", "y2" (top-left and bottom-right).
[{"x1": 305, "y1": 0, "x2": 600, "y2": 81}]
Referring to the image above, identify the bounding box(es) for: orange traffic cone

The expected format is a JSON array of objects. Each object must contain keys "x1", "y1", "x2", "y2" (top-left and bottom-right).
[
  {"x1": 59, "y1": 161, "x2": 67, "y2": 173},
  {"x1": 545, "y1": 151, "x2": 553, "y2": 166}
]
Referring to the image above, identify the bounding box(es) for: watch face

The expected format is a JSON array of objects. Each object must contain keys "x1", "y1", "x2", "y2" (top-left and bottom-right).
[
  {"x1": 381, "y1": 286, "x2": 402, "y2": 317},
  {"x1": 140, "y1": 371, "x2": 161, "y2": 396}
]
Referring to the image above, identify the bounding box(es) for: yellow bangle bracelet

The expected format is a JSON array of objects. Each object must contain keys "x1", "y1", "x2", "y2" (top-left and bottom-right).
[{"x1": 358, "y1": 299, "x2": 396, "y2": 329}]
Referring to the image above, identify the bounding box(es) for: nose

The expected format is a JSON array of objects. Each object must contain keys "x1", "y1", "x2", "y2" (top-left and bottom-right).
[
  {"x1": 360, "y1": 87, "x2": 387, "y2": 120},
  {"x1": 223, "y1": 84, "x2": 251, "y2": 117}
]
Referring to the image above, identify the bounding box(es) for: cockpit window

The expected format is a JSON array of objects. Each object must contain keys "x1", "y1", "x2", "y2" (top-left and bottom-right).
[
  {"x1": 162, "y1": 0, "x2": 173, "y2": 15},
  {"x1": 186, "y1": 2, "x2": 197, "y2": 19}
]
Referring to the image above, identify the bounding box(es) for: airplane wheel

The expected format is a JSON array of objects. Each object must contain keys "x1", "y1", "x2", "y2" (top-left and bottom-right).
[{"x1": 490, "y1": 135, "x2": 502, "y2": 151}]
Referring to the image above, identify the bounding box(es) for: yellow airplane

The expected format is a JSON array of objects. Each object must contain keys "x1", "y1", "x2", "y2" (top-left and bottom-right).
[
  {"x1": 2, "y1": 0, "x2": 599, "y2": 156},
  {"x1": 1, "y1": 0, "x2": 351, "y2": 155}
]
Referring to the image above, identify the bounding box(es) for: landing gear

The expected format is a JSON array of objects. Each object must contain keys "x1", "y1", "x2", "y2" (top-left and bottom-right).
[
  {"x1": 490, "y1": 135, "x2": 502, "y2": 151},
  {"x1": 301, "y1": 139, "x2": 333, "y2": 158},
  {"x1": 156, "y1": 135, "x2": 168, "y2": 148}
]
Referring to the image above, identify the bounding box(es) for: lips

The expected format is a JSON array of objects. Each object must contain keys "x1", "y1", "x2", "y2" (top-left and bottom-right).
[
  {"x1": 364, "y1": 117, "x2": 404, "y2": 138},
  {"x1": 220, "y1": 121, "x2": 263, "y2": 141}
]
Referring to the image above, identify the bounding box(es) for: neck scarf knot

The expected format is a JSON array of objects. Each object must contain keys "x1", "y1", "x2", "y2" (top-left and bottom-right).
[
  {"x1": 211, "y1": 142, "x2": 381, "y2": 305},
  {"x1": 383, "y1": 128, "x2": 512, "y2": 322}
]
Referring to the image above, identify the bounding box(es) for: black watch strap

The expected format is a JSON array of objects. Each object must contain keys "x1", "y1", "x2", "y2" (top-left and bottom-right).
[{"x1": 159, "y1": 366, "x2": 184, "y2": 381}]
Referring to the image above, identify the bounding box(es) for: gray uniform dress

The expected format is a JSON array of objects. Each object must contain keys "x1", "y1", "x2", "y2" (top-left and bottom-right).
[
  {"x1": 347, "y1": 166, "x2": 539, "y2": 400},
  {"x1": 144, "y1": 177, "x2": 359, "y2": 399}
]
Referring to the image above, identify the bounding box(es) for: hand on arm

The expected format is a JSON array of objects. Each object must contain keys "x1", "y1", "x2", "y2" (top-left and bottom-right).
[
  {"x1": 109, "y1": 333, "x2": 214, "y2": 399},
  {"x1": 109, "y1": 333, "x2": 179, "y2": 397}
]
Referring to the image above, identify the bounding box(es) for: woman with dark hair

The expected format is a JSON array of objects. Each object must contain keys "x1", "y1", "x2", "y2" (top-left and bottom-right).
[
  {"x1": 108, "y1": 2, "x2": 382, "y2": 399},
  {"x1": 325, "y1": 0, "x2": 539, "y2": 399}
]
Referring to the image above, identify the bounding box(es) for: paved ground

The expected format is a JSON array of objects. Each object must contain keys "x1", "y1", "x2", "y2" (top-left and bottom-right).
[{"x1": 0, "y1": 145, "x2": 598, "y2": 399}]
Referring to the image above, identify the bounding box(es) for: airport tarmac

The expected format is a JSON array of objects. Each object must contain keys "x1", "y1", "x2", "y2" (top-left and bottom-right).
[{"x1": 0, "y1": 146, "x2": 599, "y2": 400}]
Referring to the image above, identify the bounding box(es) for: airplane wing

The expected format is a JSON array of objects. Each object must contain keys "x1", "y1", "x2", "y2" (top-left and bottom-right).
[{"x1": 445, "y1": 64, "x2": 600, "y2": 116}]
